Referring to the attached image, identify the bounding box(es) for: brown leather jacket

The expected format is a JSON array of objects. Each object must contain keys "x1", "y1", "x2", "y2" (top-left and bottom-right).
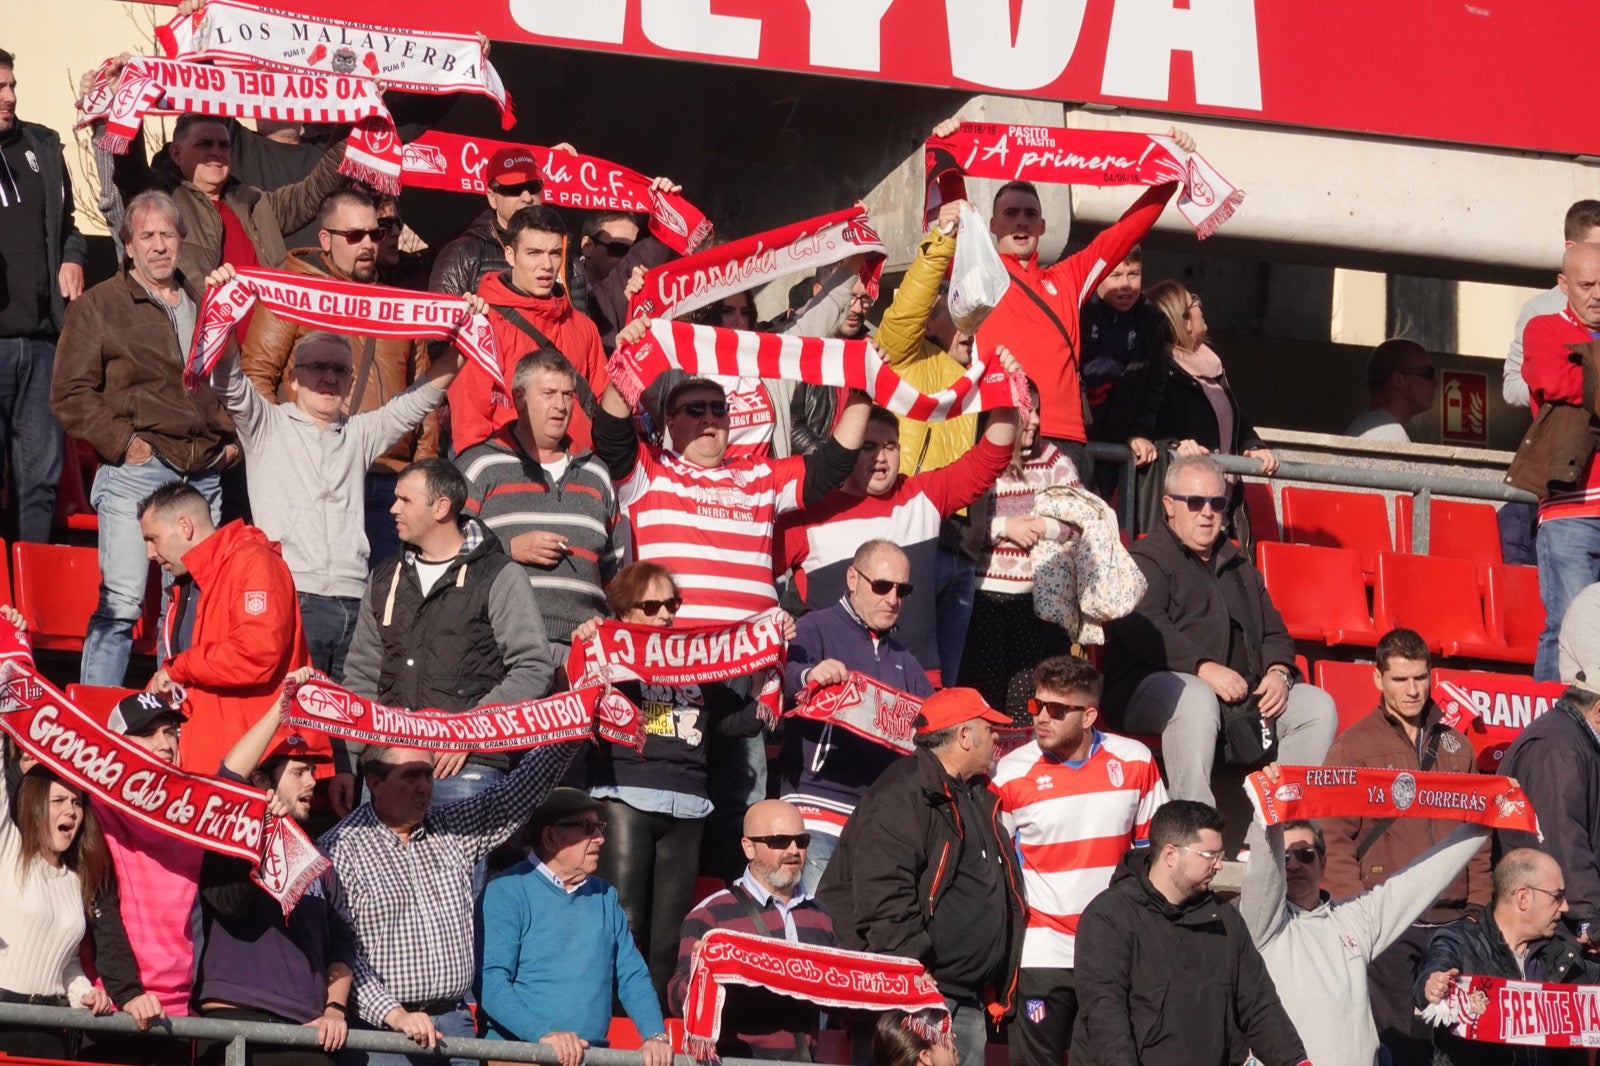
[
  {"x1": 1321, "y1": 702, "x2": 1492, "y2": 922},
  {"x1": 51, "y1": 270, "x2": 236, "y2": 472},
  {"x1": 1506, "y1": 339, "x2": 1600, "y2": 498},
  {"x1": 240, "y1": 247, "x2": 439, "y2": 473}
]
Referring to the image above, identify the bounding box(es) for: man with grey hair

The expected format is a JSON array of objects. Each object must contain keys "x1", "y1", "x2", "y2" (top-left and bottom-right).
[
  {"x1": 204, "y1": 264, "x2": 468, "y2": 688},
  {"x1": 457, "y1": 347, "x2": 621, "y2": 652},
  {"x1": 53, "y1": 189, "x2": 237, "y2": 686},
  {"x1": 1104, "y1": 453, "x2": 1337, "y2": 804},
  {"x1": 1344, "y1": 338, "x2": 1437, "y2": 442}
]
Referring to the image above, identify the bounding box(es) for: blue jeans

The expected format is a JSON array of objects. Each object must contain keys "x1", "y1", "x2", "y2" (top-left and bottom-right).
[
  {"x1": 1535, "y1": 517, "x2": 1600, "y2": 681},
  {"x1": 80, "y1": 458, "x2": 220, "y2": 686},
  {"x1": 946, "y1": 995, "x2": 990, "y2": 1066},
  {"x1": 300, "y1": 593, "x2": 361, "y2": 682},
  {"x1": 431, "y1": 765, "x2": 505, "y2": 900},
  {"x1": 935, "y1": 547, "x2": 978, "y2": 683},
  {"x1": 0, "y1": 336, "x2": 63, "y2": 543},
  {"x1": 799, "y1": 827, "x2": 839, "y2": 898},
  {"x1": 365, "y1": 472, "x2": 400, "y2": 570},
  {"x1": 343, "y1": 1003, "x2": 475, "y2": 1066}
]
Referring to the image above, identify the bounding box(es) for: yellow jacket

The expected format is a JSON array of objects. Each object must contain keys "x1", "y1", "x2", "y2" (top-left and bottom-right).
[{"x1": 875, "y1": 225, "x2": 978, "y2": 474}]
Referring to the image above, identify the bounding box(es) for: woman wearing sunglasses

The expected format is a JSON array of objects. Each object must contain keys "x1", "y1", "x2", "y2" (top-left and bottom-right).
[
  {"x1": 1102, "y1": 280, "x2": 1277, "y2": 543},
  {"x1": 569, "y1": 562, "x2": 763, "y2": 1005}
]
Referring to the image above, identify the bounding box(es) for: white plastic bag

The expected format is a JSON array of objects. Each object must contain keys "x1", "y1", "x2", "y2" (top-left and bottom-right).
[{"x1": 947, "y1": 202, "x2": 1011, "y2": 334}]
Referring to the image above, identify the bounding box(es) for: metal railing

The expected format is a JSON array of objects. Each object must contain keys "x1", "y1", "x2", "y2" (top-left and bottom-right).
[{"x1": 0, "y1": 1003, "x2": 786, "y2": 1066}]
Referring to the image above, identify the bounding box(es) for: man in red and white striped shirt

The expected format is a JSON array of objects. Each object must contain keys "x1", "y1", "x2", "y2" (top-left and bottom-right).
[{"x1": 992, "y1": 655, "x2": 1166, "y2": 1066}]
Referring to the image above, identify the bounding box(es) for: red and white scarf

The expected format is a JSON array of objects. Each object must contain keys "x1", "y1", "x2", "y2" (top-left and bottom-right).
[
  {"x1": 0, "y1": 660, "x2": 326, "y2": 912},
  {"x1": 925, "y1": 123, "x2": 1244, "y2": 239},
  {"x1": 79, "y1": 55, "x2": 402, "y2": 193},
  {"x1": 280, "y1": 675, "x2": 643, "y2": 752},
  {"x1": 400, "y1": 130, "x2": 712, "y2": 256},
  {"x1": 156, "y1": 0, "x2": 513, "y2": 128},
  {"x1": 682, "y1": 929, "x2": 946, "y2": 1062},
  {"x1": 608, "y1": 317, "x2": 1026, "y2": 419},
  {"x1": 1424, "y1": 973, "x2": 1600, "y2": 1048},
  {"x1": 791, "y1": 672, "x2": 919, "y2": 754},
  {"x1": 1246, "y1": 766, "x2": 1541, "y2": 836},
  {"x1": 628, "y1": 205, "x2": 885, "y2": 321},
  {"x1": 187, "y1": 266, "x2": 503, "y2": 391},
  {"x1": 566, "y1": 609, "x2": 788, "y2": 725}
]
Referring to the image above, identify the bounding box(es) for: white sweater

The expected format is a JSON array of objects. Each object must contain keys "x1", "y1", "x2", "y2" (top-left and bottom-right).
[
  {"x1": 1239, "y1": 818, "x2": 1489, "y2": 1066},
  {"x1": 0, "y1": 778, "x2": 92, "y2": 1002}
]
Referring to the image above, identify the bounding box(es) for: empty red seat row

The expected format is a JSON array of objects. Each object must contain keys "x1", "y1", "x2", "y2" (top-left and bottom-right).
[
  {"x1": 11, "y1": 542, "x2": 160, "y2": 655},
  {"x1": 1279, "y1": 486, "x2": 1505, "y2": 570}
]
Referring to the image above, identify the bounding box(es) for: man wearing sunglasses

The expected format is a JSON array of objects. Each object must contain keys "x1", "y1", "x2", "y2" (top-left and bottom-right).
[
  {"x1": 1241, "y1": 763, "x2": 1490, "y2": 1066},
  {"x1": 242, "y1": 188, "x2": 443, "y2": 565},
  {"x1": 667, "y1": 800, "x2": 836, "y2": 1059},
  {"x1": 1416, "y1": 848, "x2": 1600, "y2": 1066},
  {"x1": 429, "y1": 147, "x2": 552, "y2": 299},
  {"x1": 781, "y1": 540, "x2": 935, "y2": 893},
  {"x1": 1103, "y1": 454, "x2": 1337, "y2": 805},
  {"x1": 578, "y1": 211, "x2": 674, "y2": 353},
  {"x1": 992, "y1": 655, "x2": 1166, "y2": 1066},
  {"x1": 1344, "y1": 338, "x2": 1437, "y2": 443}
]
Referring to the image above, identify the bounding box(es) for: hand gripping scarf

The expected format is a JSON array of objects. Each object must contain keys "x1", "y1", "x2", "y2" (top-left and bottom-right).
[
  {"x1": 156, "y1": 0, "x2": 514, "y2": 129},
  {"x1": 0, "y1": 659, "x2": 326, "y2": 912},
  {"x1": 280, "y1": 674, "x2": 644, "y2": 752},
  {"x1": 78, "y1": 55, "x2": 402, "y2": 193},
  {"x1": 790, "y1": 672, "x2": 920, "y2": 754},
  {"x1": 607, "y1": 317, "x2": 1027, "y2": 419},
  {"x1": 1246, "y1": 766, "x2": 1541, "y2": 836},
  {"x1": 925, "y1": 123, "x2": 1244, "y2": 239},
  {"x1": 1424, "y1": 973, "x2": 1600, "y2": 1048},
  {"x1": 566, "y1": 609, "x2": 789, "y2": 726},
  {"x1": 627, "y1": 205, "x2": 885, "y2": 321},
  {"x1": 682, "y1": 929, "x2": 947, "y2": 1063},
  {"x1": 400, "y1": 130, "x2": 712, "y2": 256},
  {"x1": 187, "y1": 266, "x2": 504, "y2": 391}
]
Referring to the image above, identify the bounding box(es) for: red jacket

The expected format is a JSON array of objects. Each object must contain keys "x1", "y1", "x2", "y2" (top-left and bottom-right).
[
  {"x1": 163, "y1": 521, "x2": 323, "y2": 776},
  {"x1": 976, "y1": 183, "x2": 1176, "y2": 443},
  {"x1": 448, "y1": 271, "x2": 609, "y2": 453}
]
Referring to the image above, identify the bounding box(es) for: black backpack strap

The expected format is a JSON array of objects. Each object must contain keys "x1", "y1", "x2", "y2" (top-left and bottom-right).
[
  {"x1": 1354, "y1": 728, "x2": 1444, "y2": 862},
  {"x1": 491, "y1": 304, "x2": 599, "y2": 419},
  {"x1": 1003, "y1": 268, "x2": 1078, "y2": 376}
]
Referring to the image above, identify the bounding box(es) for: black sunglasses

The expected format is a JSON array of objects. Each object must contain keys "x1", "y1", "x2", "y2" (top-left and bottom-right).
[
  {"x1": 630, "y1": 596, "x2": 682, "y2": 617},
  {"x1": 1028, "y1": 698, "x2": 1090, "y2": 721},
  {"x1": 747, "y1": 833, "x2": 810, "y2": 850},
  {"x1": 377, "y1": 216, "x2": 404, "y2": 233},
  {"x1": 1285, "y1": 846, "x2": 1321, "y2": 865},
  {"x1": 1398, "y1": 366, "x2": 1438, "y2": 382},
  {"x1": 593, "y1": 239, "x2": 632, "y2": 257},
  {"x1": 852, "y1": 568, "x2": 912, "y2": 598},
  {"x1": 1167, "y1": 493, "x2": 1228, "y2": 513},
  {"x1": 492, "y1": 179, "x2": 544, "y2": 197},
  {"x1": 554, "y1": 819, "x2": 606, "y2": 837},
  {"x1": 325, "y1": 226, "x2": 386, "y2": 244},
  {"x1": 672, "y1": 400, "x2": 729, "y2": 418},
  {"x1": 297, "y1": 361, "x2": 353, "y2": 378}
]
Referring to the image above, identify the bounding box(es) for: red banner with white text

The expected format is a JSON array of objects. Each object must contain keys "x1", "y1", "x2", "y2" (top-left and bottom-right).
[{"x1": 1430, "y1": 974, "x2": 1600, "y2": 1049}]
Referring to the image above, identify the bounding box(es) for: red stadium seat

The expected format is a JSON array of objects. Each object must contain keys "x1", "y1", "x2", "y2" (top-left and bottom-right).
[
  {"x1": 1241, "y1": 480, "x2": 1281, "y2": 543},
  {"x1": 1256, "y1": 542, "x2": 1379, "y2": 647},
  {"x1": 65, "y1": 684, "x2": 141, "y2": 727},
  {"x1": 12, "y1": 543, "x2": 160, "y2": 654},
  {"x1": 1484, "y1": 564, "x2": 1542, "y2": 665},
  {"x1": 693, "y1": 876, "x2": 726, "y2": 906},
  {"x1": 607, "y1": 1017, "x2": 643, "y2": 1050},
  {"x1": 1279, "y1": 487, "x2": 1392, "y2": 574},
  {"x1": 1371, "y1": 552, "x2": 1522, "y2": 662},
  {"x1": 53, "y1": 437, "x2": 100, "y2": 535},
  {"x1": 1394, "y1": 496, "x2": 1502, "y2": 566},
  {"x1": 1313, "y1": 659, "x2": 1377, "y2": 735}
]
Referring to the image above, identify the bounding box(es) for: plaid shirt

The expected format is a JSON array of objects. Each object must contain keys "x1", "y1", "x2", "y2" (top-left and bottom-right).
[{"x1": 319, "y1": 743, "x2": 581, "y2": 1024}]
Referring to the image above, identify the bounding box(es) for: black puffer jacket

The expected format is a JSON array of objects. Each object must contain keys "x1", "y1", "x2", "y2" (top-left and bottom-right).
[
  {"x1": 428, "y1": 210, "x2": 505, "y2": 297},
  {"x1": 1413, "y1": 915, "x2": 1600, "y2": 1066},
  {"x1": 1499, "y1": 698, "x2": 1600, "y2": 928},
  {"x1": 1071, "y1": 847, "x2": 1307, "y2": 1066}
]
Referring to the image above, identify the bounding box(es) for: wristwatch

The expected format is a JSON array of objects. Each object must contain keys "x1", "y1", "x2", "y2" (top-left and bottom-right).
[{"x1": 1269, "y1": 666, "x2": 1296, "y2": 689}]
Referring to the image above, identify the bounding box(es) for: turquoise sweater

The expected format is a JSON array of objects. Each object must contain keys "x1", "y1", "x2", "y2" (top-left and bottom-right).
[{"x1": 476, "y1": 862, "x2": 664, "y2": 1044}]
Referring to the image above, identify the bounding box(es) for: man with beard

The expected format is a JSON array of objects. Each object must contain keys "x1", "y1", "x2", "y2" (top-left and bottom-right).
[
  {"x1": 242, "y1": 188, "x2": 442, "y2": 565},
  {"x1": 667, "y1": 800, "x2": 836, "y2": 1060}
]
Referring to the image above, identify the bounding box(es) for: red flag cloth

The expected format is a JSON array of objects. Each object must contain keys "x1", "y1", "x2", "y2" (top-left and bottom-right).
[
  {"x1": 1245, "y1": 766, "x2": 1540, "y2": 836},
  {"x1": 1427, "y1": 973, "x2": 1600, "y2": 1048},
  {"x1": 790, "y1": 672, "x2": 920, "y2": 754}
]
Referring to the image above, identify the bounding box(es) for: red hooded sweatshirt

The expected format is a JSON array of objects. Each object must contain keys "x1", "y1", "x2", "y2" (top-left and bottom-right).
[{"x1": 449, "y1": 271, "x2": 609, "y2": 453}]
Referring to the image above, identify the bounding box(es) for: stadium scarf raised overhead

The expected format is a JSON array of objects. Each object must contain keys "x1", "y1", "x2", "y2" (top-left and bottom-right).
[
  {"x1": 924, "y1": 124, "x2": 1244, "y2": 239},
  {"x1": 78, "y1": 56, "x2": 402, "y2": 193},
  {"x1": 0, "y1": 659, "x2": 326, "y2": 913},
  {"x1": 155, "y1": 0, "x2": 515, "y2": 128},
  {"x1": 627, "y1": 205, "x2": 884, "y2": 321},
  {"x1": 682, "y1": 929, "x2": 947, "y2": 1062},
  {"x1": 187, "y1": 266, "x2": 504, "y2": 391},
  {"x1": 608, "y1": 317, "x2": 1027, "y2": 420},
  {"x1": 1246, "y1": 766, "x2": 1541, "y2": 836},
  {"x1": 790, "y1": 672, "x2": 919, "y2": 754},
  {"x1": 280, "y1": 675, "x2": 643, "y2": 752},
  {"x1": 1425, "y1": 973, "x2": 1600, "y2": 1048},
  {"x1": 567, "y1": 609, "x2": 789, "y2": 725},
  {"x1": 400, "y1": 129, "x2": 712, "y2": 255}
]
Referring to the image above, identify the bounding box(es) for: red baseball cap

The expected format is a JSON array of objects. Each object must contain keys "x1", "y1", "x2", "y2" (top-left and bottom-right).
[
  {"x1": 486, "y1": 148, "x2": 543, "y2": 188},
  {"x1": 263, "y1": 731, "x2": 328, "y2": 764},
  {"x1": 914, "y1": 687, "x2": 1009, "y2": 734}
]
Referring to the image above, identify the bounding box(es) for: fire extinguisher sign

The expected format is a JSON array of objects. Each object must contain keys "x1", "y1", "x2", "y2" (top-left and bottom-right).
[{"x1": 1440, "y1": 369, "x2": 1488, "y2": 445}]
